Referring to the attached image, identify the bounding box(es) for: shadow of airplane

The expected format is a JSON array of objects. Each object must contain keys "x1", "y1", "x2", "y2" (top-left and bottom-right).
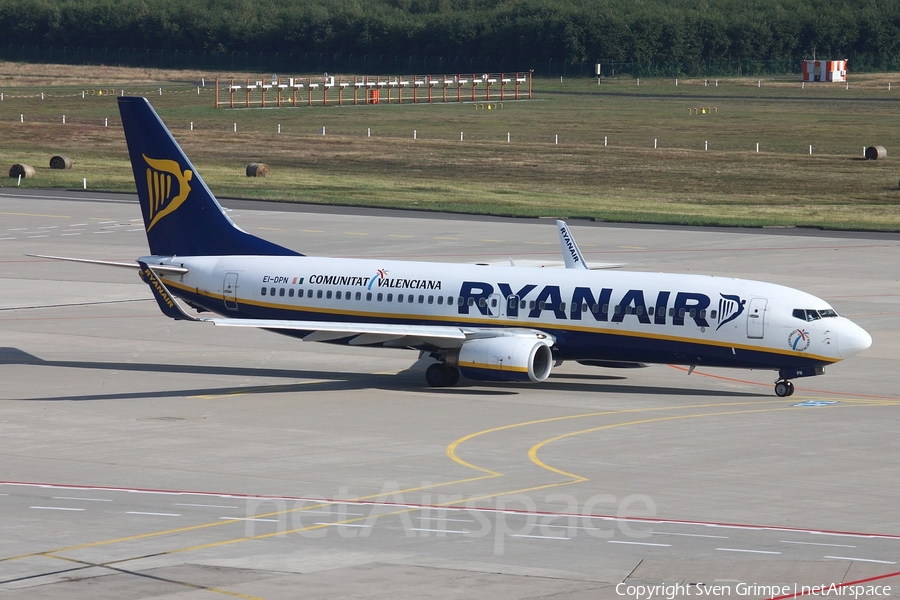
[{"x1": 1, "y1": 347, "x2": 766, "y2": 401}]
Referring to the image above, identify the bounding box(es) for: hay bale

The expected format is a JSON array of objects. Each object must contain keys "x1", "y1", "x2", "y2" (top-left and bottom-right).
[
  {"x1": 246, "y1": 162, "x2": 269, "y2": 177},
  {"x1": 9, "y1": 164, "x2": 35, "y2": 178},
  {"x1": 865, "y1": 146, "x2": 887, "y2": 160},
  {"x1": 49, "y1": 155, "x2": 73, "y2": 169}
]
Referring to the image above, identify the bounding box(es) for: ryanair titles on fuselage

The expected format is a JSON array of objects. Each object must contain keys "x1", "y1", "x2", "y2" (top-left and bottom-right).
[
  {"x1": 279, "y1": 273, "x2": 741, "y2": 329},
  {"x1": 457, "y1": 280, "x2": 717, "y2": 327}
]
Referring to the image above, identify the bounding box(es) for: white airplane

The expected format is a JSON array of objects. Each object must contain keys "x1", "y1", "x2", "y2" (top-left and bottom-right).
[{"x1": 34, "y1": 97, "x2": 872, "y2": 396}]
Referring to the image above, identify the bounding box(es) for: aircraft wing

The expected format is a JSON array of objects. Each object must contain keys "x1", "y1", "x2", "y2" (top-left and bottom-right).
[
  {"x1": 208, "y1": 317, "x2": 468, "y2": 346},
  {"x1": 207, "y1": 319, "x2": 552, "y2": 348}
]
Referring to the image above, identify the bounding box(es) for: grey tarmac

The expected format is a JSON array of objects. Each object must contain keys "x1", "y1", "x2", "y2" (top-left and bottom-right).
[{"x1": 1, "y1": 189, "x2": 899, "y2": 599}]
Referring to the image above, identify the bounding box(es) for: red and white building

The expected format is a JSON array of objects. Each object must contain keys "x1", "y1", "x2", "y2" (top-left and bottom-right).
[{"x1": 802, "y1": 59, "x2": 847, "y2": 82}]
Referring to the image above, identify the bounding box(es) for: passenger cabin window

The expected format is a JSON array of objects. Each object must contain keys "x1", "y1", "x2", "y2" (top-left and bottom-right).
[
  {"x1": 270, "y1": 287, "x2": 276, "y2": 296},
  {"x1": 336, "y1": 291, "x2": 342, "y2": 300},
  {"x1": 437, "y1": 296, "x2": 443, "y2": 305},
  {"x1": 261, "y1": 287, "x2": 267, "y2": 296},
  {"x1": 317, "y1": 290, "x2": 323, "y2": 299},
  {"x1": 326, "y1": 290, "x2": 332, "y2": 299},
  {"x1": 356, "y1": 292, "x2": 362, "y2": 301},
  {"x1": 377, "y1": 293, "x2": 383, "y2": 301},
  {"x1": 289, "y1": 289, "x2": 294, "y2": 297},
  {"x1": 366, "y1": 292, "x2": 372, "y2": 301}
]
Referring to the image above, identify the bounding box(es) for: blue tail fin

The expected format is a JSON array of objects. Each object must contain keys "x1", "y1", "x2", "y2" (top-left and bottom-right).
[{"x1": 118, "y1": 96, "x2": 300, "y2": 257}]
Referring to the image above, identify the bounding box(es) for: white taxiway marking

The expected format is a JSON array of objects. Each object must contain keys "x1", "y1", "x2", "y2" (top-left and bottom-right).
[
  {"x1": 417, "y1": 517, "x2": 476, "y2": 523},
  {"x1": 298, "y1": 510, "x2": 365, "y2": 516},
  {"x1": 175, "y1": 503, "x2": 240, "y2": 509},
  {"x1": 220, "y1": 517, "x2": 279, "y2": 522},
  {"x1": 53, "y1": 496, "x2": 113, "y2": 502},
  {"x1": 60, "y1": 233, "x2": 82, "y2": 236},
  {"x1": 409, "y1": 528, "x2": 469, "y2": 534},
  {"x1": 654, "y1": 532, "x2": 728, "y2": 539},
  {"x1": 717, "y1": 548, "x2": 781, "y2": 555},
  {"x1": 0, "y1": 237, "x2": 15, "y2": 240},
  {"x1": 27, "y1": 235, "x2": 48, "y2": 238},
  {"x1": 315, "y1": 523, "x2": 370, "y2": 528},
  {"x1": 126, "y1": 512, "x2": 181, "y2": 517},
  {"x1": 31, "y1": 506, "x2": 84, "y2": 511},
  {"x1": 512, "y1": 534, "x2": 570, "y2": 540},
  {"x1": 824, "y1": 556, "x2": 896, "y2": 564},
  {"x1": 781, "y1": 540, "x2": 856, "y2": 548},
  {"x1": 608, "y1": 540, "x2": 672, "y2": 547}
]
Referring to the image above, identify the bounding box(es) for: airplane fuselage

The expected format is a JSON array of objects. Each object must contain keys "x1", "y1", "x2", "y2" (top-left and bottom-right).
[{"x1": 151, "y1": 254, "x2": 867, "y2": 373}]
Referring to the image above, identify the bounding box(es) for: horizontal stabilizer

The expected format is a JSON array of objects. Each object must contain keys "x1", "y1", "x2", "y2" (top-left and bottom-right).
[{"x1": 27, "y1": 254, "x2": 188, "y2": 274}]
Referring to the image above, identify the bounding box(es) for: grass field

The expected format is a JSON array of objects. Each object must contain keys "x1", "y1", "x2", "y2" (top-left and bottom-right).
[{"x1": 2, "y1": 62, "x2": 900, "y2": 230}]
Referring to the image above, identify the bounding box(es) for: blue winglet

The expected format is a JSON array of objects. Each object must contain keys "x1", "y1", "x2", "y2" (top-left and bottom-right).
[
  {"x1": 138, "y1": 261, "x2": 198, "y2": 321},
  {"x1": 118, "y1": 96, "x2": 301, "y2": 257}
]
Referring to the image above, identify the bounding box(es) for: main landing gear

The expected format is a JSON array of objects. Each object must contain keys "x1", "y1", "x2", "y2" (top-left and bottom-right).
[
  {"x1": 774, "y1": 379, "x2": 795, "y2": 397},
  {"x1": 425, "y1": 363, "x2": 460, "y2": 387}
]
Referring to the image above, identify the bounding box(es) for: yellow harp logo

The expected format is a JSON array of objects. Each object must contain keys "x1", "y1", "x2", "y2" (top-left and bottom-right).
[{"x1": 143, "y1": 154, "x2": 193, "y2": 232}]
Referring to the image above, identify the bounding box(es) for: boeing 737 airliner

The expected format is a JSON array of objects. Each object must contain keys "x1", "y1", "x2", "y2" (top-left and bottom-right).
[{"x1": 34, "y1": 97, "x2": 872, "y2": 396}]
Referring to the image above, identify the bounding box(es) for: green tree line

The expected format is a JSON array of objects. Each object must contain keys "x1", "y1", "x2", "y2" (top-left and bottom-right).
[{"x1": 2, "y1": 0, "x2": 899, "y2": 73}]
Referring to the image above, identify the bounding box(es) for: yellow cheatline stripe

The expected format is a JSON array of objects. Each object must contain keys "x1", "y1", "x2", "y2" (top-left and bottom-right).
[{"x1": 160, "y1": 277, "x2": 838, "y2": 363}]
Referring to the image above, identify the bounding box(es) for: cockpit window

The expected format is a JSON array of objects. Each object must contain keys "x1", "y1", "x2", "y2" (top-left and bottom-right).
[{"x1": 793, "y1": 308, "x2": 839, "y2": 321}]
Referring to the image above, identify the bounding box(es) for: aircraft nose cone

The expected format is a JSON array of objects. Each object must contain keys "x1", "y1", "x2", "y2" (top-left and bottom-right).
[{"x1": 839, "y1": 320, "x2": 872, "y2": 359}]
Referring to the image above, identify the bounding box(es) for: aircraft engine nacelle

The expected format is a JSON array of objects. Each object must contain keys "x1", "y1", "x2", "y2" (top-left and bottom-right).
[{"x1": 448, "y1": 335, "x2": 553, "y2": 383}]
